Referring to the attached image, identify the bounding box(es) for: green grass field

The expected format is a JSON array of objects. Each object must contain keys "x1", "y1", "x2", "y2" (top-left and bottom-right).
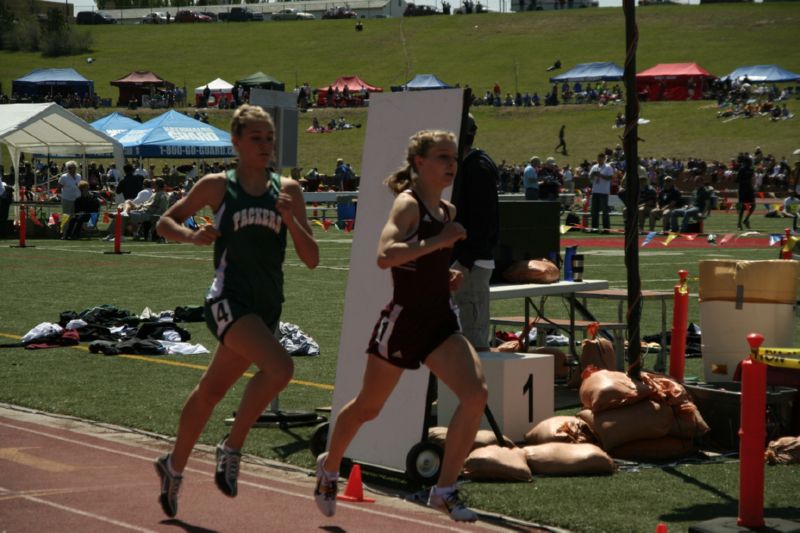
[{"x1": 1, "y1": 208, "x2": 798, "y2": 532}]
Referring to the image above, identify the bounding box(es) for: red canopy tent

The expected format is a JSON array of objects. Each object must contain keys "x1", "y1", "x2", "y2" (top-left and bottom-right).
[
  {"x1": 317, "y1": 75, "x2": 383, "y2": 107},
  {"x1": 110, "y1": 71, "x2": 175, "y2": 107},
  {"x1": 636, "y1": 63, "x2": 715, "y2": 101}
]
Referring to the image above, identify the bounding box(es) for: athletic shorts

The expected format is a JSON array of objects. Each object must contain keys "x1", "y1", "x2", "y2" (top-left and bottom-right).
[
  {"x1": 366, "y1": 300, "x2": 460, "y2": 370},
  {"x1": 739, "y1": 187, "x2": 755, "y2": 205},
  {"x1": 205, "y1": 294, "x2": 279, "y2": 343}
]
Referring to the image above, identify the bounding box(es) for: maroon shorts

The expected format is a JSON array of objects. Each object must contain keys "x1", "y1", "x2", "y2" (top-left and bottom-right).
[{"x1": 366, "y1": 300, "x2": 460, "y2": 370}]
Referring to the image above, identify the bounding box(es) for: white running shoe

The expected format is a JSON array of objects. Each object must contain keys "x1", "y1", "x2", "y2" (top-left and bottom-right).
[
  {"x1": 314, "y1": 452, "x2": 338, "y2": 517},
  {"x1": 214, "y1": 435, "x2": 241, "y2": 497},
  {"x1": 428, "y1": 487, "x2": 478, "y2": 522}
]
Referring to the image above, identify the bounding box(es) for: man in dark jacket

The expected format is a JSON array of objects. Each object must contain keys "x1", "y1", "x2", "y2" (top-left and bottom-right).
[
  {"x1": 451, "y1": 114, "x2": 499, "y2": 351},
  {"x1": 116, "y1": 164, "x2": 143, "y2": 201}
]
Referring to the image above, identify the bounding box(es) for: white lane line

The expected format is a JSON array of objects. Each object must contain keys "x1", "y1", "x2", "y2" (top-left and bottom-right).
[
  {"x1": 0, "y1": 422, "x2": 476, "y2": 532},
  {"x1": 0, "y1": 485, "x2": 157, "y2": 532}
]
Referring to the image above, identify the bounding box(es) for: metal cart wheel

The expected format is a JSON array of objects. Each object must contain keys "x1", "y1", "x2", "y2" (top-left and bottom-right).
[
  {"x1": 309, "y1": 421, "x2": 329, "y2": 458},
  {"x1": 405, "y1": 441, "x2": 443, "y2": 485}
]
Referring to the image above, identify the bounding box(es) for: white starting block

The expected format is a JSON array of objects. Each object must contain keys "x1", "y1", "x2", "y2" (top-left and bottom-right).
[{"x1": 437, "y1": 351, "x2": 554, "y2": 442}]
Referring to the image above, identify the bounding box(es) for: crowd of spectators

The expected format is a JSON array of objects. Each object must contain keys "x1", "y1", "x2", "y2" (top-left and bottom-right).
[
  {"x1": 712, "y1": 78, "x2": 797, "y2": 121},
  {"x1": 471, "y1": 81, "x2": 624, "y2": 108}
]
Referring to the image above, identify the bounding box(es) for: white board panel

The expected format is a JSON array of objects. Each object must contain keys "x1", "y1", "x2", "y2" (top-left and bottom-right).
[{"x1": 330, "y1": 89, "x2": 464, "y2": 472}]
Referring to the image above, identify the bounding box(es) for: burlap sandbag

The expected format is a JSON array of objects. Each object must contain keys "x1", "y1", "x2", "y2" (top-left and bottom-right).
[
  {"x1": 579, "y1": 368, "x2": 652, "y2": 413},
  {"x1": 567, "y1": 338, "x2": 616, "y2": 388},
  {"x1": 523, "y1": 442, "x2": 615, "y2": 476},
  {"x1": 473, "y1": 429, "x2": 515, "y2": 450},
  {"x1": 640, "y1": 371, "x2": 690, "y2": 406},
  {"x1": 766, "y1": 436, "x2": 800, "y2": 465},
  {"x1": 503, "y1": 259, "x2": 560, "y2": 284},
  {"x1": 428, "y1": 426, "x2": 448, "y2": 449},
  {"x1": 531, "y1": 346, "x2": 573, "y2": 379},
  {"x1": 428, "y1": 427, "x2": 515, "y2": 451},
  {"x1": 463, "y1": 445, "x2": 532, "y2": 482},
  {"x1": 667, "y1": 401, "x2": 710, "y2": 439},
  {"x1": 524, "y1": 416, "x2": 596, "y2": 445},
  {"x1": 577, "y1": 400, "x2": 673, "y2": 450},
  {"x1": 610, "y1": 437, "x2": 695, "y2": 462}
]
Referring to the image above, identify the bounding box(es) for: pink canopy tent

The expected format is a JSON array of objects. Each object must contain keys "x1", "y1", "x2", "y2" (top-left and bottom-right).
[
  {"x1": 317, "y1": 75, "x2": 383, "y2": 106},
  {"x1": 636, "y1": 63, "x2": 716, "y2": 101}
]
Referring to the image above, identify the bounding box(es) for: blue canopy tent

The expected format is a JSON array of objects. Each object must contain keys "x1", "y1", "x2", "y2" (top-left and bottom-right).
[
  {"x1": 117, "y1": 110, "x2": 233, "y2": 158},
  {"x1": 90, "y1": 112, "x2": 141, "y2": 140},
  {"x1": 390, "y1": 74, "x2": 452, "y2": 92},
  {"x1": 12, "y1": 68, "x2": 94, "y2": 100},
  {"x1": 550, "y1": 62, "x2": 624, "y2": 83},
  {"x1": 722, "y1": 65, "x2": 800, "y2": 83}
]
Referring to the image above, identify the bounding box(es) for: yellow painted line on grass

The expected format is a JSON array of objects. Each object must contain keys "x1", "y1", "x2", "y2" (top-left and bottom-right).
[{"x1": 0, "y1": 332, "x2": 334, "y2": 391}]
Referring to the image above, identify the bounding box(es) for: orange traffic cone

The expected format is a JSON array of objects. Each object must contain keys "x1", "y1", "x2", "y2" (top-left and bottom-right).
[
  {"x1": 336, "y1": 464, "x2": 375, "y2": 503},
  {"x1": 655, "y1": 523, "x2": 667, "y2": 533}
]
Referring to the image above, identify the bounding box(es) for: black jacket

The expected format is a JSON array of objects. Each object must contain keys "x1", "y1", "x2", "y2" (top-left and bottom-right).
[{"x1": 451, "y1": 148, "x2": 499, "y2": 269}]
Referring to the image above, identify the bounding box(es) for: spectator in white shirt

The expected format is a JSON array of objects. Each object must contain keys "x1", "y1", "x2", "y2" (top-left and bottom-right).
[
  {"x1": 588, "y1": 152, "x2": 614, "y2": 232},
  {"x1": 58, "y1": 161, "x2": 82, "y2": 215}
]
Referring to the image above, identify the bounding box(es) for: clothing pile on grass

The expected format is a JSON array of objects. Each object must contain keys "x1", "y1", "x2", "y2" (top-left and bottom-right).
[
  {"x1": 432, "y1": 337, "x2": 714, "y2": 482},
  {"x1": 3, "y1": 304, "x2": 320, "y2": 357},
  {"x1": 1, "y1": 304, "x2": 208, "y2": 355}
]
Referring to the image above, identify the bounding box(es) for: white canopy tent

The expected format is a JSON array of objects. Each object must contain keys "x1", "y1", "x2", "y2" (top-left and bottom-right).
[
  {"x1": 0, "y1": 103, "x2": 124, "y2": 200},
  {"x1": 194, "y1": 77, "x2": 234, "y2": 106}
]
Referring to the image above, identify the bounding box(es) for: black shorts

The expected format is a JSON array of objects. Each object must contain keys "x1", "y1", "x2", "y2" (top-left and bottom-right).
[
  {"x1": 205, "y1": 295, "x2": 279, "y2": 343},
  {"x1": 739, "y1": 187, "x2": 755, "y2": 204},
  {"x1": 366, "y1": 300, "x2": 460, "y2": 370}
]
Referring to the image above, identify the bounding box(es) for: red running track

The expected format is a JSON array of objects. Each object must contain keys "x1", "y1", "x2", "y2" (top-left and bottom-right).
[{"x1": 0, "y1": 406, "x2": 545, "y2": 533}]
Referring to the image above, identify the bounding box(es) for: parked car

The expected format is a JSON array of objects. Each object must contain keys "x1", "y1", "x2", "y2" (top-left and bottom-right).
[
  {"x1": 271, "y1": 8, "x2": 315, "y2": 20},
  {"x1": 199, "y1": 11, "x2": 219, "y2": 22},
  {"x1": 141, "y1": 12, "x2": 169, "y2": 24},
  {"x1": 175, "y1": 10, "x2": 213, "y2": 23},
  {"x1": 219, "y1": 7, "x2": 264, "y2": 21},
  {"x1": 322, "y1": 7, "x2": 357, "y2": 19},
  {"x1": 75, "y1": 11, "x2": 116, "y2": 24}
]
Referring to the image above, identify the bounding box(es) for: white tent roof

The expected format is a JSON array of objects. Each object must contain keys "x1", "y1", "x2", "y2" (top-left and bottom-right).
[
  {"x1": 194, "y1": 78, "x2": 234, "y2": 94},
  {"x1": 0, "y1": 103, "x2": 124, "y2": 197}
]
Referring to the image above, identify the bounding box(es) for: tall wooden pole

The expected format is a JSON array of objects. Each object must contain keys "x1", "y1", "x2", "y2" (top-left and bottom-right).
[{"x1": 622, "y1": 0, "x2": 642, "y2": 380}]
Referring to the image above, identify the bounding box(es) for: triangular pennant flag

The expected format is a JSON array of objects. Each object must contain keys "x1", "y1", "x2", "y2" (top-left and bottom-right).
[
  {"x1": 707, "y1": 233, "x2": 717, "y2": 245},
  {"x1": 641, "y1": 231, "x2": 657, "y2": 247},
  {"x1": 682, "y1": 233, "x2": 697, "y2": 241},
  {"x1": 663, "y1": 233, "x2": 678, "y2": 247},
  {"x1": 312, "y1": 219, "x2": 324, "y2": 228},
  {"x1": 202, "y1": 216, "x2": 213, "y2": 225},
  {"x1": 103, "y1": 212, "x2": 110, "y2": 224},
  {"x1": 783, "y1": 235, "x2": 799, "y2": 253},
  {"x1": 769, "y1": 234, "x2": 782, "y2": 246},
  {"x1": 48, "y1": 214, "x2": 56, "y2": 226},
  {"x1": 719, "y1": 233, "x2": 735, "y2": 246},
  {"x1": 560, "y1": 224, "x2": 571, "y2": 235},
  {"x1": 322, "y1": 220, "x2": 333, "y2": 231},
  {"x1": 344, "y1": 220, "x2": 354, "y2": 233}
]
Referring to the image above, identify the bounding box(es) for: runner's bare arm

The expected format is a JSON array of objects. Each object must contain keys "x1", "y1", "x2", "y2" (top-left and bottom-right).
[
  {"x1": 278, "y1": 177, "x2": 319, "y2": 269},
  {"x1": 376, "y1": 193, "x2": 465, "y2": 270},
  {"x1": 156, "y1": 173, "x2": 226, "y2": 245}
]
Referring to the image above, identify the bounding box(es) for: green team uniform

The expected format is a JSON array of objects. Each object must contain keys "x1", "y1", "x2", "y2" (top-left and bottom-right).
[{"x1": 204, "y1": 169, "x2": 287, "y2": 341}]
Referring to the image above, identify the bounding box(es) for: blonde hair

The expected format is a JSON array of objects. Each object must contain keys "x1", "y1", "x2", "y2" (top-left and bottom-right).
[
  {"x1": 385, "y1": 130, "x2": 457, "y2": 194},
  {"x1": 230, "y1": 104, "x2": 275, "y2": 137},
  {"x1": 78, "y1": 180, "x2": 90, "y2": 191}
]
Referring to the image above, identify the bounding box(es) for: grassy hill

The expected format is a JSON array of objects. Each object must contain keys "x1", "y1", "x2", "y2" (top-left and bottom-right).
[{"x1": 1, "y1": 4, "x2": 799, "y2": 169}]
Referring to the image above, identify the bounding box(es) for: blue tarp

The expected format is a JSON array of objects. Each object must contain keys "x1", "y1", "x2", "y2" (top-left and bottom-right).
[
  {"x1": 549, "y1": 62, "x2": 624, "y2": 83},
  {"x1": 12, "y1": 68, "x2": 94, "y2": 99},
  {"x1": 90, "y1": 112, "x2": 141, "y2": 140},
  {"x1": 391, "y1": 74, "x2": 452, "y2": 92},
  {"x1": 722, "y1": 65, "x2": 800, "y2": 83},
  {"x1": 117, "y1": 110, "x2": 233, "y2": 158}
]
